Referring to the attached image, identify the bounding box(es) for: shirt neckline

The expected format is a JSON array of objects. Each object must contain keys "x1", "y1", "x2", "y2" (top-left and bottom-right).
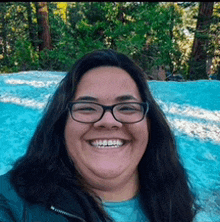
[{"x1": 102, "y1": 193, "x2": 139, "y2": 207}]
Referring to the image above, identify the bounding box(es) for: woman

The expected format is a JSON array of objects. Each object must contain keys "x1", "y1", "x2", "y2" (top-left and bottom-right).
[{"x1": 0, "y1": 49, "x2": 198, "y2": 222}]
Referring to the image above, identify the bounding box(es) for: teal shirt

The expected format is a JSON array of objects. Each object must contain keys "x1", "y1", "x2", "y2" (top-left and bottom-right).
[{"x1": 102, "y1": 194, "x2": 149, "y2": 222}]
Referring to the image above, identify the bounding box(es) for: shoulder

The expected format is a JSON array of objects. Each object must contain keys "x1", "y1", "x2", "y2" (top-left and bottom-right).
[
  {"x1": 0, "y1": 172, "x2": 69, "y2": 222},
  {"x1": 0, "y1": 172, "x2": 25, "y2": 221},
  {"x1": 0, "y1": 172, "x2": 22, "y2": 203}
]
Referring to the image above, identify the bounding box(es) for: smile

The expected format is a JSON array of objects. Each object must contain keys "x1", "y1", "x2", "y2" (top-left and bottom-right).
[{"x1": 89, "y1": 139, "x2": 126, "y2": 149}]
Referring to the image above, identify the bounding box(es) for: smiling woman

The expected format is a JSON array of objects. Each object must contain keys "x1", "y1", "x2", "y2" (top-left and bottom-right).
[{"x1": 0, "y1": 49, "x2": 199, "y2": 222}]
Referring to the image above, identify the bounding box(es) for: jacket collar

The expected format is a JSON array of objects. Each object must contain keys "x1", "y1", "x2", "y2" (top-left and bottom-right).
[
  {"x1": 50, "y1": 188, "x2": 87, "y2": 221},
  {"x1": 50, "y1": 205, "x2": 86, "y2": 222}
]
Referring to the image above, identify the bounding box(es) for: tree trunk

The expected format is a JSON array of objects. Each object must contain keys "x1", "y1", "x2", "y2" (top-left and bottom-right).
[
  {"x1": 206, "y1": 56, "x2": 212, "y2": 76},
  {"x1": 168, "y1": 3, "x2": 175, "y2": 73},
  {"x1": 217, "y1": 65, "x2": 220, "y2": 80},
  {"x1": 189, "y1": 2, "x2": 214, "y2": 80},
  {"x1": 26, "y1": 2, "x2": 37, "y2": 50},
  {"x1": 37, "y1": 2, "x2": 52, "y2": 51},
  {"x1": 0, "y1": 3, "x2": 8, "y2": 64}
]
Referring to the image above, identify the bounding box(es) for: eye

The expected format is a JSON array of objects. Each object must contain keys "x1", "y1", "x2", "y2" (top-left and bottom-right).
[
  {"x1": 117, "y1": 104, "x2": 141, "y2": 113},
  {"x1": 72, "y1": 104, "x2": 98, "y2": 113},
  {"x1": 120, "y1": 106, "x2": 135, "y2": 111},
  {"x1": 77, "y1": 107, "x2": 96, "y2": 111}
]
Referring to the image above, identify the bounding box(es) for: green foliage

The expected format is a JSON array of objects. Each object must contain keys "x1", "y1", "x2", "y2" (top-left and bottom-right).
[
  {"x1": 1, "y1": 2, "x2": 219, "y2": 79},
  {"x1": 13, "y1": 40, "x2": 39, "y2": 71},
  {"x1": 1, "y1": 39, "x2": 39, "y2": 73}
]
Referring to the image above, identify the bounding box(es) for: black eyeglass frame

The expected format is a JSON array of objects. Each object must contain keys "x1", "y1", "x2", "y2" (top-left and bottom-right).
[{"x1": 67, "y1": 101, "x2": 149, "y2": 124}]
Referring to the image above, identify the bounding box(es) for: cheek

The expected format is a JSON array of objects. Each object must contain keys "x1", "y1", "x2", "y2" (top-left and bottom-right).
[
  {"x1": 64, "y1": 116, "x2": 88, "y2": 154},
  {"x1": 64, "y1": 116, "x2": 77, "y2": 143},
  {"x1": 131, "y1": 119, "x2": 149, "y2": 144},
  {"x1": 126, "y1": 118, "x2": 149, "y2": 160},
  {"x1": 126, "y1": 120, "x2": 149, "y2": 170}
]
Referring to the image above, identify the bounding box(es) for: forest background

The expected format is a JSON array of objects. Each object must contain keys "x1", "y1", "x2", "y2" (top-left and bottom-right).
[{"x1": 0, "y1": 2, "x2": 220, "y2": 80}]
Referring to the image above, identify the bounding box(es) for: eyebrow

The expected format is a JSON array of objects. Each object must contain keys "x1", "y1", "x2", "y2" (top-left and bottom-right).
[
  {"x1": 75, "y1": 96, "x2": 98, "y2": 102},
  {"x1": 75, "y1": 95, "x2": 138, "y2": 102},
  {"x1": 115, "y1": 95, "x2": 138, "y2": 102}
]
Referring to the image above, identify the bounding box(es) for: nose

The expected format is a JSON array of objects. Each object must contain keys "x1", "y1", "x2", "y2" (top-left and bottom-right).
[{"x1": 93, "y1": 110, "x2": 123, "y2": 129}]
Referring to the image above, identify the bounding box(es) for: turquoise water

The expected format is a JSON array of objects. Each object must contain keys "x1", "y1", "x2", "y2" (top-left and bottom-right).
[{"x1": 0, "y1": 72, "x2": 219, "y2": 221}]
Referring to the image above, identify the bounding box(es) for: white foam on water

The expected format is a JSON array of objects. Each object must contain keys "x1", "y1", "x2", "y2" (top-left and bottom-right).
[
  {"x1": 5, "y1": 79, "x2": 60, "y2": 88},
  {"x1": 151, "y1": 99, "x2": 220, "y2": 144},
  {"x1": 157, "y1": 99, "x2": 220, "y2": 122},
  {"x1": 0, "y1": 94, "x2": 46, "y2": 109},
  {"x1": 168, "y1": 118, "x2": 220, "y2": 144}
]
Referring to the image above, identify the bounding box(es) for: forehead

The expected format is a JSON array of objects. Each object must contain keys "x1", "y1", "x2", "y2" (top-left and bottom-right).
[{"x1": 74, "y1": 66, "x2": 142, "y2": 102}]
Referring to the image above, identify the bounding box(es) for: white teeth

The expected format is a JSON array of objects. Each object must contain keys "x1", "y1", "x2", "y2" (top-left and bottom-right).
[
  {"x1": 103, "y1": 140, "x2": 108, "y2": 146},
  {"x1": 90, "y1": 139, "x2": 124, "y2": 148},
  {"x1": 108, "y1": 140, "x2": 113, "y2": 146}
]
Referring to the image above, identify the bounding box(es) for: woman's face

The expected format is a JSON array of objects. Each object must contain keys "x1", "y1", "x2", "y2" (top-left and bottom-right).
[{"x1": 64, "y1": 66, "x2": 149, "y2": 191}]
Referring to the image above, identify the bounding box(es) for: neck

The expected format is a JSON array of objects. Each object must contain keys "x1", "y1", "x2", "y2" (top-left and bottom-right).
[{"x1": 88, "y1": 171, "x2": 139, "y2": 202}]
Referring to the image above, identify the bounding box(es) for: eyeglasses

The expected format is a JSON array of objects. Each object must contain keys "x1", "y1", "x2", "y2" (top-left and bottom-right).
[{"x1": 67, "y1": 102, "x2": 149, "y2": 124}]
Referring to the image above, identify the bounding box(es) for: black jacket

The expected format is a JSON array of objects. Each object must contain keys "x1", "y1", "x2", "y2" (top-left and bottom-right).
[{"x1": 0, "y1": 173, "x2": 103, "y2": 222}]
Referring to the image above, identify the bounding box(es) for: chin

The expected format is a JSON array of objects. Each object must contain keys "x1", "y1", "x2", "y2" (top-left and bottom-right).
[{"x1": 90, "y1": 163, "x2": 127, "y2": 180}]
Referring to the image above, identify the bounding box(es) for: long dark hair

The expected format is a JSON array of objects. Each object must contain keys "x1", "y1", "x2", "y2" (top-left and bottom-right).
[{"x1": 10, "y1": 49, "x2": 199, "y2": 221}]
